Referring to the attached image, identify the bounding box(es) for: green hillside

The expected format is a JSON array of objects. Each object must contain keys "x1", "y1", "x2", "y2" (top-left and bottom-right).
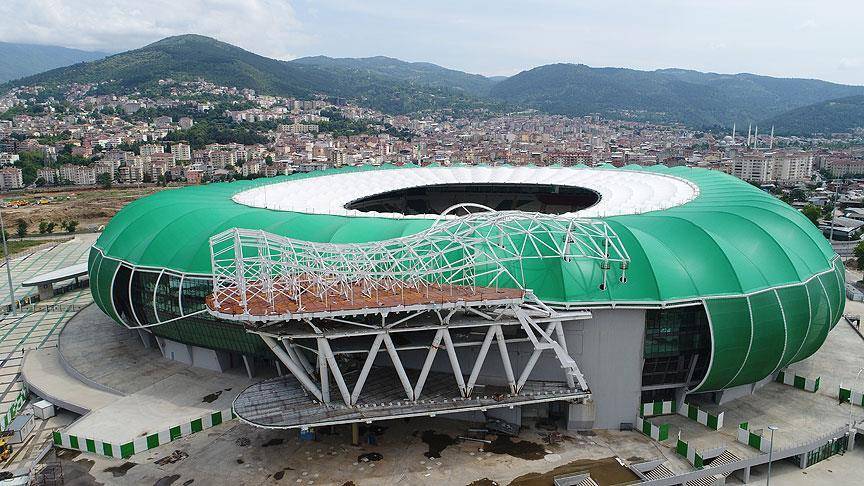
[
  {"x1": 489, "y1": 64, "x2": 864, "y2": 126},
  {"x1": 7, "y1": 35, "x2": 500, "y2": 116},
  {"x1": 763, "y1": 95, "x2": 864, "y2": 135},
  {"x1": 0, "y1": 42, "x2": 105, "y2": 83},
  {"x1": 292, "y1": 55, "x2": 499, "y2": 96}
]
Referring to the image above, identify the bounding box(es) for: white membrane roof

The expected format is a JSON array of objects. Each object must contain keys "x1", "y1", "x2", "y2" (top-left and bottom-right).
[{"x1": 232, "y1": 166, "x2": 700, "y2": 218}]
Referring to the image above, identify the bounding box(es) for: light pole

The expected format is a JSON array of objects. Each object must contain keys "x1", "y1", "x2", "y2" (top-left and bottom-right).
[
  {"x1": 849, "y1": 368, "x2": 864, "y2": 435},
  {"x1": 766, "y1": 425, "x2": 778, "y2": 486},
  {"x1": 0, "y1": 206, "x2": 15, "y2": 314}
]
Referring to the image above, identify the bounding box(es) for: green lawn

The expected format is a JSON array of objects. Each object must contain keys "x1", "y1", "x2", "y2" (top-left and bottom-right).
[{"x1": 0, "y1": 239, "x2": 64, "y2": 258}]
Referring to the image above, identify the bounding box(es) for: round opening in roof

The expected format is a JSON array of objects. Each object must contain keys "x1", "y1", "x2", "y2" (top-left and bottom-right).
[
  {"x1": 344, "y1": 182, "x2": 602, "y2": 215},
  {"x1": 231, "y1": 166, "x2": 700, "y2": 219}
]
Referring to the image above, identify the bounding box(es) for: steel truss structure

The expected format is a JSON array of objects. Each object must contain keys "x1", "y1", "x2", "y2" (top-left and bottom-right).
[
  {"x1": 208, "y1": 210, "x2": 631, "y2": 321},
  {"x1": 221, "y1": 209, "x2": 634, "y2": 425},
  {"x1": 233, "y1": 297, "x2": 594, "y2": 427}
]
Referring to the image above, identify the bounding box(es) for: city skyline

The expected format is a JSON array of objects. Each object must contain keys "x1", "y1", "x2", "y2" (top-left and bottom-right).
[{"x1": 0, "y1": 0, "x2": 862, "y2": 85}]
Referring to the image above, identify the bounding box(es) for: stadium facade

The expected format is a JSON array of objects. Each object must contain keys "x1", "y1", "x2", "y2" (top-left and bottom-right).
[{"x1": 87, "y1": 165, "x2": 844, "y2": 430}]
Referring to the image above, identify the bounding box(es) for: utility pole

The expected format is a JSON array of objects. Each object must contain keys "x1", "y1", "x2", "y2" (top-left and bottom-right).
[
  {"x1": 766, "y1": 425, "x2": 778, "y2": 486},
  {"x1": 0, "y1": 207, "x2": 15, "y2": 314}
]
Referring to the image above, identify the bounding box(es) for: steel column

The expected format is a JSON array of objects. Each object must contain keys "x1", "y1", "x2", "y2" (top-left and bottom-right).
[
  {"x1": 413, "y1": 328, "x2": 444, "y2": 400},
  {"x1": 383, "y1": 333, "x2": 414, "y2": 400},
  {"x1": 442, "y1": 328, "x2": 467, "y2": 396},
  {"x1": 466, "y1": 325, "x2": 497, "y2": 396},
  {"x1": 350, "y1": 334, "x2": 385, "y2": 405},
  {"x1": 260, "y1": 335, "x2": 323, "y2": 401}
]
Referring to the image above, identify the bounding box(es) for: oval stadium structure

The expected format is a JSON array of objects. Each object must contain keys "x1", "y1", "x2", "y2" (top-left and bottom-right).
[{"x1": 87, "y1": 164, "x2": 844, "y2": 430}]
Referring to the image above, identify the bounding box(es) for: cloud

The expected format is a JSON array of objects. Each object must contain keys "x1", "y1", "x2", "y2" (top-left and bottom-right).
[
  {"x1": 0, "y1": 0, "x2": 311, "y2": 59},
  {"x1": 797, "y1": 18, "x2": 817, "y2": 30},
  {"x1": 838, "y1": 58, "x2": 862, "y2": 70}
]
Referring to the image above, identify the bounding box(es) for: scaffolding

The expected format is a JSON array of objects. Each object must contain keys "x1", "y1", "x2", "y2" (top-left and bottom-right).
[{"x1": 208, "y1": 210, "x2": 630, "y2": 321}]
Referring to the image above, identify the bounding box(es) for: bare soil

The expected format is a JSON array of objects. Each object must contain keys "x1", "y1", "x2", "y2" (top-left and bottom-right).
[{"x1": 1, "y1": 185, "x2": 174, "y2": 234}]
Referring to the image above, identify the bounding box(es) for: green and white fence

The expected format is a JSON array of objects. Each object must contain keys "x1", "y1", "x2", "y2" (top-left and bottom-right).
[
  {"x1": 678, "y1": 402, "x2": 724, "y2": 430},
  {"x1": 839, "y1": 387, "x2": 864, "y2": 407},
  {"x1": 777, "y1": 370, "x2": 820, "y2": 393},
  {"x1": 675, "y1": 436, "x2": 704, "y2": 469},
  {"x1": 737, "y1": 422, "x2": 772, "y2": 453},
  {"x1": 0, "y1": 386, "x2": 28, "y2": 431},
  {"x1": 53, "y1": 407, "x2": 235, "y2": 459},
  {"x1": 640, "y1": 400, "x2": 676, "y2": 417},
  {"x1": 636, "y1": 415, "x2": 670, "y2": 441},
  {"x1": 639, "y1": 400, "x2": 724, "y2": 430}
]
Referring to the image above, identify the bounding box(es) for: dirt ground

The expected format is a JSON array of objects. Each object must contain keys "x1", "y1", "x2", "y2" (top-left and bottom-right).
[{"x1": 0, "y1": 185, "x2": 174, "y2": 234}]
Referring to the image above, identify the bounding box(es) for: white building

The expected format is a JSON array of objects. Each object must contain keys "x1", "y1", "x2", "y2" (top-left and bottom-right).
[
  {"x1": 0, "y1": 153, "x2": 20, "y2": 165},
  {"x1": 171, "y1": 143, "x2": 192, "y2": 162},
  {"x1": 732, "y1": 151, "x2": 812, "y2": 184},
  {"x1": 37, "y1": 167, "x2": 57, "y2": 185},
  {"x1": 140, "y1": 144, "x2": 165, "y2": 157},
  {"x1": 0, "y1": 167, "x2": 23, "y2": 190},
  {"x1": 59, "y1": 164, "x2": 96, "y2": 185}
]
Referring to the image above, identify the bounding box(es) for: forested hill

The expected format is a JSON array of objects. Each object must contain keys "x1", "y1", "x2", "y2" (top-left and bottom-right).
[{"x1": 0, "y1": 42, "x2": 105, "y2": 83}]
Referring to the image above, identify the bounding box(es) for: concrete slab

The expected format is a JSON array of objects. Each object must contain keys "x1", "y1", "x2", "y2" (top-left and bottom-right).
[
  {"x1": 65, "y1": 368, "x2": 253, "y2": 444},
  {"x1": 58, "y1": 304, "x2": 193, "y2": 395},
  {"x1": 21, "y1": 348, "x2": 119, "y2": 415}
]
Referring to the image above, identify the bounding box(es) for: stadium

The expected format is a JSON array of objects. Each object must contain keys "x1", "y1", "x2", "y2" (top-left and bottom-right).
[{"x1": 86, "y1": 164, "x2": 844, "y2": 431}]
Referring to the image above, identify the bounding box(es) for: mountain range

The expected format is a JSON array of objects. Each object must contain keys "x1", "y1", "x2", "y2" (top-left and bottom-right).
[
  {"x1": 4, "y1": 34, "x2": 864, "y2": 135},
  {"x1": 0, "y1": 42, "x2": 105, "y2": 83}
]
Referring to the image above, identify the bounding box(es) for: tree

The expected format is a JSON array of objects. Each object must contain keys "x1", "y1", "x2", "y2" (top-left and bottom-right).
[
  {"x1": 96, "y1": 172, "x2": 112, "y2": 189},
  {"x1": 38, "y1": 221, "x2": 56, "y2": 234},
  {"x1": 61, "y1": 220, "x2": 79, "y2": 234},
  {"x1": 802, "y1": 204, "x2": 821, "y2": 226},
  {"x1": 855, "y1": 241, "x2": 864, "y2": 271},
  {"x1": 15, "y1": 219, "x2": 27, "y2": 238}
]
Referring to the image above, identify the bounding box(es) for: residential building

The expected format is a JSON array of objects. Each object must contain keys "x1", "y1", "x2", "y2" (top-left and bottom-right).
[
  {"x1": 171, "y1": 143, "x2": 192, "y2": 162},
  {"x1": 0, "y1": 167, "x2": 23, "y2": 190},
  {"x1": 37, "y1": 167, "x2": 57, "y2": 185},
  {"x1": 59, "y1": 164, "x2": 96, "y2": 185}
]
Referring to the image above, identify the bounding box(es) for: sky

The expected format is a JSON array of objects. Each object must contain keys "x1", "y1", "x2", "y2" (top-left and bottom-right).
[{"x1": 0, "y1": 0, "x2": 862, "y2": 85}]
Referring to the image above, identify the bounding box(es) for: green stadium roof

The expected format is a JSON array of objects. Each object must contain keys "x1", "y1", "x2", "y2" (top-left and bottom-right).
[{"x1": 89, "y1": 164, "x2": 844, "y2": 393}]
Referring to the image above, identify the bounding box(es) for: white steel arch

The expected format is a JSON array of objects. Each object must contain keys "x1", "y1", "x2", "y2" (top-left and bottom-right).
[{"x1": 208, "y1": 210, "x2": 631, "y2": 320}]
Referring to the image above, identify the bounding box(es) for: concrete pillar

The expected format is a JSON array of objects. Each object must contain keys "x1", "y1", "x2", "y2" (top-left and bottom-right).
[
  {"x1": 487, "y1": 406, "x2": 522, "y2": 430},
  {"x1": 351, "y1": 423, "x2": 360, "y2": 446},
  {"x1": 37, "y1": 283, "x2": 54, "y2": 300},
  {"x1": 567, "y1": 399, "x2": 595, "y2": 430},
  {"x1": 242, "y1": 355, "x2": 254, "y2": 379},
  {"x1": 275, "y1": 360, "x2": 283, "y2": 377},
  {"x1": 137, "y1": 329, "x2": 152, "y2": 349},
  {"x1": 734, "y1": 465, "x2": 751, "y2": 484}
]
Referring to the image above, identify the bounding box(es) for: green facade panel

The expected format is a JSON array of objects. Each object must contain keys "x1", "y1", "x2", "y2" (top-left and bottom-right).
[{"x1": 698, "y1": 298, "x2": 752, "y2": 391}]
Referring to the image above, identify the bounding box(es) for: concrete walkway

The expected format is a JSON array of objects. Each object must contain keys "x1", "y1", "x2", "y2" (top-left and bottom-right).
[
  {"x1": 25, "y1": 303, "x2": 258, "y2": 445},
  {"x1": 21, "y1": 348, "x2": 119, "y2": 415},
  {"x1": 57, "y1": 304, "x2": 192, "y2": 395}
]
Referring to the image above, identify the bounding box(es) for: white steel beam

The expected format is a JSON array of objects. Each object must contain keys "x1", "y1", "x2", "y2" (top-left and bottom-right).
[
  {"x1": 317, "y1": 339, "x2": 330, "y2": 404},
  {"x1": 413, "y1": 328, "x2": 444, "y2": 400},
  {"x1": 466, "y1": 325, "x2": 497, "y2": 396},
  {"x1": 553, "y1": 320, "x2": 577, "y2": 389},
  {"x1": 516, "y1": 321, "x2": 557, "y2": 392},
  {"x1": 319, "y1": 338, "x2": 352, "y2": 405},
  {"x1": 442, "y1": 328, "x2": 467, "y2": 396},
  {"x1": 383, "y1": 333, "x2": 414, "y2": 400},
  {"x1": 494, "y1": 325, "x2": 517, "y2": 394},
  {"x1": 283, "y1": 339, "x2": 316, "y2": 376},
  {"x1": 259, "y1": 335, "x2": 322, "y2": 401},
  {"x1": 350, "y1": 334, "x2": 385, "y2": 405}
]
